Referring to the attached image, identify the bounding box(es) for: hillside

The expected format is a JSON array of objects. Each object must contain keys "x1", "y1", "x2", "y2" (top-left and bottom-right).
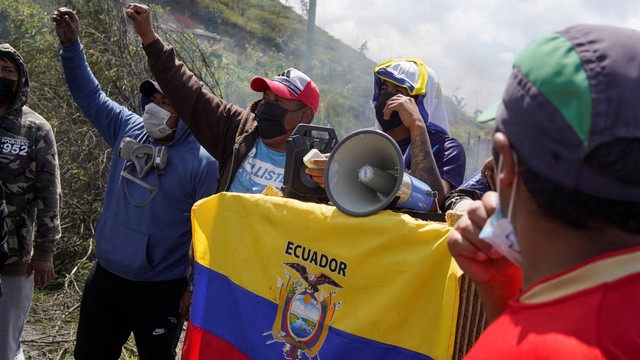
[
  {"x1": 154, "y1": 0, "x2": 493, "y2": 173},
  {"x1": 0, "y1": 0, "x2": 494, "y2": 357}
]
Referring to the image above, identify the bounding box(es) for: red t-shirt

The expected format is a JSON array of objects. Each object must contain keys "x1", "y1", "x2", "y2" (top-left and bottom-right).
[{"x1": 465, "y1": 246, "x2": 640, "y2": 359}]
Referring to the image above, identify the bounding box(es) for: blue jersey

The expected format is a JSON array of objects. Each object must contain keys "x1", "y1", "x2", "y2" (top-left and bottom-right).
[
  {"x1": 405, "y1": 130, "x2": 466, "y2": 189},
  {"x1": 230, "y1": 138, "x2": 286, "y2": 193}
]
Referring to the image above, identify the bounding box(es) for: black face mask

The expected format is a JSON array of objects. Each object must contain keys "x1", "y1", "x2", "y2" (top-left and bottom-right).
[
  {"x1": 255, "y1": 100, "x2": 292, "y2": 139},
  {"x1": 396, "y1": 136, "x2": 411, "y2": 155},
  {"x1": 0, "y1": 77, "x2": 16, "y2": 105},
  {"x1": 374, "y1": 91, "x2": 404, "y2": 132}
]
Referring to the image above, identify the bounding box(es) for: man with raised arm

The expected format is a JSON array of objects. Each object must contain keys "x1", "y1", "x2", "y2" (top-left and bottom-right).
[
  {"x1": 53, "y1": 8, "x2": 218, "y2": 359},
  {"x1": 126, "y1": 3, "x2": 320, "y2": 195}
]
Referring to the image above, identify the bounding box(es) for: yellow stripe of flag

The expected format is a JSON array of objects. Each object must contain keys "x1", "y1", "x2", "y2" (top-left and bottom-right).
[{"x1": 192, "y1": 193, "x2": 461, "y2": 359}]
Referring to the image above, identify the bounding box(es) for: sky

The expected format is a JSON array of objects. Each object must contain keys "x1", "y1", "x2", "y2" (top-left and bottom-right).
[{"x1": 281, "y1": 0, "x2": 640, "y2": 114}]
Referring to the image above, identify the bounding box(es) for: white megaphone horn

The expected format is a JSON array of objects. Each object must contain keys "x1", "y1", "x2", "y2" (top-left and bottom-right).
[{"x1": 324, "y1": 129, "x2": 435, "y2": 217}]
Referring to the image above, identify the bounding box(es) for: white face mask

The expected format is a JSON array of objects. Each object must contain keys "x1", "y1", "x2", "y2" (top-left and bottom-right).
[
  {"x1": 143, "y1": 102, "x2": 175, "y2": 139},
  {"x1": 479, "y1": 153, "x2": 523, "y2": 266}
]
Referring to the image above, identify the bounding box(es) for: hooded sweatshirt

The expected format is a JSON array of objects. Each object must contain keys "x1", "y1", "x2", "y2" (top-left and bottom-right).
[
  {"x1": 0, "y1": 187, "x2": 7, "y2": 273},
  {"x1": 60, "y1": 40, "x2": 218, "y2": 281},
  {"x1": 0, "y1": 44, "x2": 61, "y2": 276}
]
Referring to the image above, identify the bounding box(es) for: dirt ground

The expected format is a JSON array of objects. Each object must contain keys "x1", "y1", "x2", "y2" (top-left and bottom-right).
[{"x1": 19, "y1": 272, "x2": 186, "y2": 360}]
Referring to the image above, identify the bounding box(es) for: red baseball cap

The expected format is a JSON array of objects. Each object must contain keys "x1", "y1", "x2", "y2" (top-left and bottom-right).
[{"x1": 250, "y1": 68, "x2": 320, "y2": 114}]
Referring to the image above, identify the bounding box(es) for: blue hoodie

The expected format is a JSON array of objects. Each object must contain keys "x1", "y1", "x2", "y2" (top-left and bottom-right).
[
  {"x1": 60, "y1": 41, "x2": 218, "y2": 281},
  {"x1": 372, "y1": 59, "x2": 466, "y2": 188}
]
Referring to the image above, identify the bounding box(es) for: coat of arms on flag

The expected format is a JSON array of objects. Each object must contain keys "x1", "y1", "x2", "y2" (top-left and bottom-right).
[{"x1": 266, "y1": 263, "x2": 342, "y2": 359}]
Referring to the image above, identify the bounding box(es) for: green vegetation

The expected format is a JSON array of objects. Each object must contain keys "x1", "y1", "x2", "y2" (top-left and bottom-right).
[{"x1": 0, "y1": 0, "x2": 492, "y2": 358}]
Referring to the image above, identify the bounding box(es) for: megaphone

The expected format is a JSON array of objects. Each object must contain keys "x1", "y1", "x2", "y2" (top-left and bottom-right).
[
  {"x1": 325, "y1": 129, "x2": 435, "y2": 216},
  {"x1": 282, "y1": 124, "x2": 338, "y2": 202}
]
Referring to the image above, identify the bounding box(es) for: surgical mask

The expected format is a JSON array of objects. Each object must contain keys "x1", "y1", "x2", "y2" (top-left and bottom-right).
[
  {"x1": 255, "y1": 100, "x2": 292, "y2": 139},
  {"x1": 479, "y1": 153, "x2": 522, "y2": 266},
  {"x1": 143, "y1": 102, "x2": 175, "y2": 139},
  {"x1": 374, "y1": 91, "x2": 404, "y2": 132},
  {"x1": 0, "y1": 77, "x2": 16, "y2": 105}
]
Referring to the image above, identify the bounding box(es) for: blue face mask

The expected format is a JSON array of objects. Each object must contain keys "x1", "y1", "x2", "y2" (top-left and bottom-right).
[{"x1": 479, "y1": 153, "x2": 522, "y2": 266}]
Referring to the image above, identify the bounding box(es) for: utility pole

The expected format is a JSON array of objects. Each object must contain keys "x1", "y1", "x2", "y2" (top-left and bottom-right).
[{"x1": 305, "y1": 0, "x2": 317, "y2": 76}]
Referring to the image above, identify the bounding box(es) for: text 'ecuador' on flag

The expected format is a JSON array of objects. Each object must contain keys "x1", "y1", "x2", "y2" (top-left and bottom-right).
[{"x1": 183, "y1": 193, "x2": 462, "y2": 360}]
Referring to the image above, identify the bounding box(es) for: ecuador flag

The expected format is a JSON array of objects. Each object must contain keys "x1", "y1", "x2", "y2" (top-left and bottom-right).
[{"x1": 183, "y1": 193, "x2": 462, "y2": 360}]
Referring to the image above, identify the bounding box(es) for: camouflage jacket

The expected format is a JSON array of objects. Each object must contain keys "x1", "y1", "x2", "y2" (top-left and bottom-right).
[
  {"x1": 0, "y1": 44, "x2": 61, "y2": 276},
  {"x1": 0, "y1": 186, "x2": 7, "y2": 273}
]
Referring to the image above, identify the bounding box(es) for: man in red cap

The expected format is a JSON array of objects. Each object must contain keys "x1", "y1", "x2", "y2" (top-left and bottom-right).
[{"x1": 126, "y1": 3, "x2": 319, "y2": 194}]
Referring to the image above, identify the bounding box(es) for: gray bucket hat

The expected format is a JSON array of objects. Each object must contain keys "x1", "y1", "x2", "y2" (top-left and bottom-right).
[{"x1": 480, "y1": 24, "x2": 640, "y2": 201}]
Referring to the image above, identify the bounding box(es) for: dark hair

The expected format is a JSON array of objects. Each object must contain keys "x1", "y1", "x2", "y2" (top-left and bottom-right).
[
  {"x1": 520, "y1": 138, "x2": 640, "y2": 234},
  {"x1": 0, "y1": 54, "x2": 17, "y2": 67}
]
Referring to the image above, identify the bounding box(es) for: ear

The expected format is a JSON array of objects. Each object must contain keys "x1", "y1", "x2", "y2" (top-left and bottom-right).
[
  {"x1": 300, "y1": 107, "x2": 314, "y2": 124},
  {"x1": 493, "y1": 132, "x2": 517, "y2": 190}
]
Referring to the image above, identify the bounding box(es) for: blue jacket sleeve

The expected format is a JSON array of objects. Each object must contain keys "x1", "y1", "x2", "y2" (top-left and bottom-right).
[
  {"x1": 192, "y1": 147, "x2": 219, "y2": 202},
  {"x1": 431, "y1": 132, "x2": 467, "y2": 189},
  {"x1": 59, "y1": 40, "x2": 139, "y2": 148}
]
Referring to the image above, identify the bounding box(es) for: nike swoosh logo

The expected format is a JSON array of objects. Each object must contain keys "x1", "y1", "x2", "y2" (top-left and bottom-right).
[{"x1": 152, "y1": 328, "x2": 167, "y2": 336}]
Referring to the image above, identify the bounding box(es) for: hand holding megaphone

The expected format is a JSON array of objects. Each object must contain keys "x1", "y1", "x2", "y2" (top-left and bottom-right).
[{"x1": 304, "y1": 149, "x2": 330, "y2": 189}]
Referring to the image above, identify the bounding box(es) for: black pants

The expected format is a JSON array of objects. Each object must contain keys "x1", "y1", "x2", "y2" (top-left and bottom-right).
[{"x1": 74, "y1": 263, "x2": 187, "y2": 360}]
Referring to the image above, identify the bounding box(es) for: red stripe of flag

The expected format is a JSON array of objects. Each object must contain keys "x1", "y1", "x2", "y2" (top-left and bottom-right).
[{"x1": 182, "y1": 321, "x2": 250, "y2": 360}]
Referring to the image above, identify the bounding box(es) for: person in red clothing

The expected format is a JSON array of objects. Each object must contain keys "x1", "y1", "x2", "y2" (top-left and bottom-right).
[{"x1": 448, "y1": 24, "x2": 640, "y2": 358}]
